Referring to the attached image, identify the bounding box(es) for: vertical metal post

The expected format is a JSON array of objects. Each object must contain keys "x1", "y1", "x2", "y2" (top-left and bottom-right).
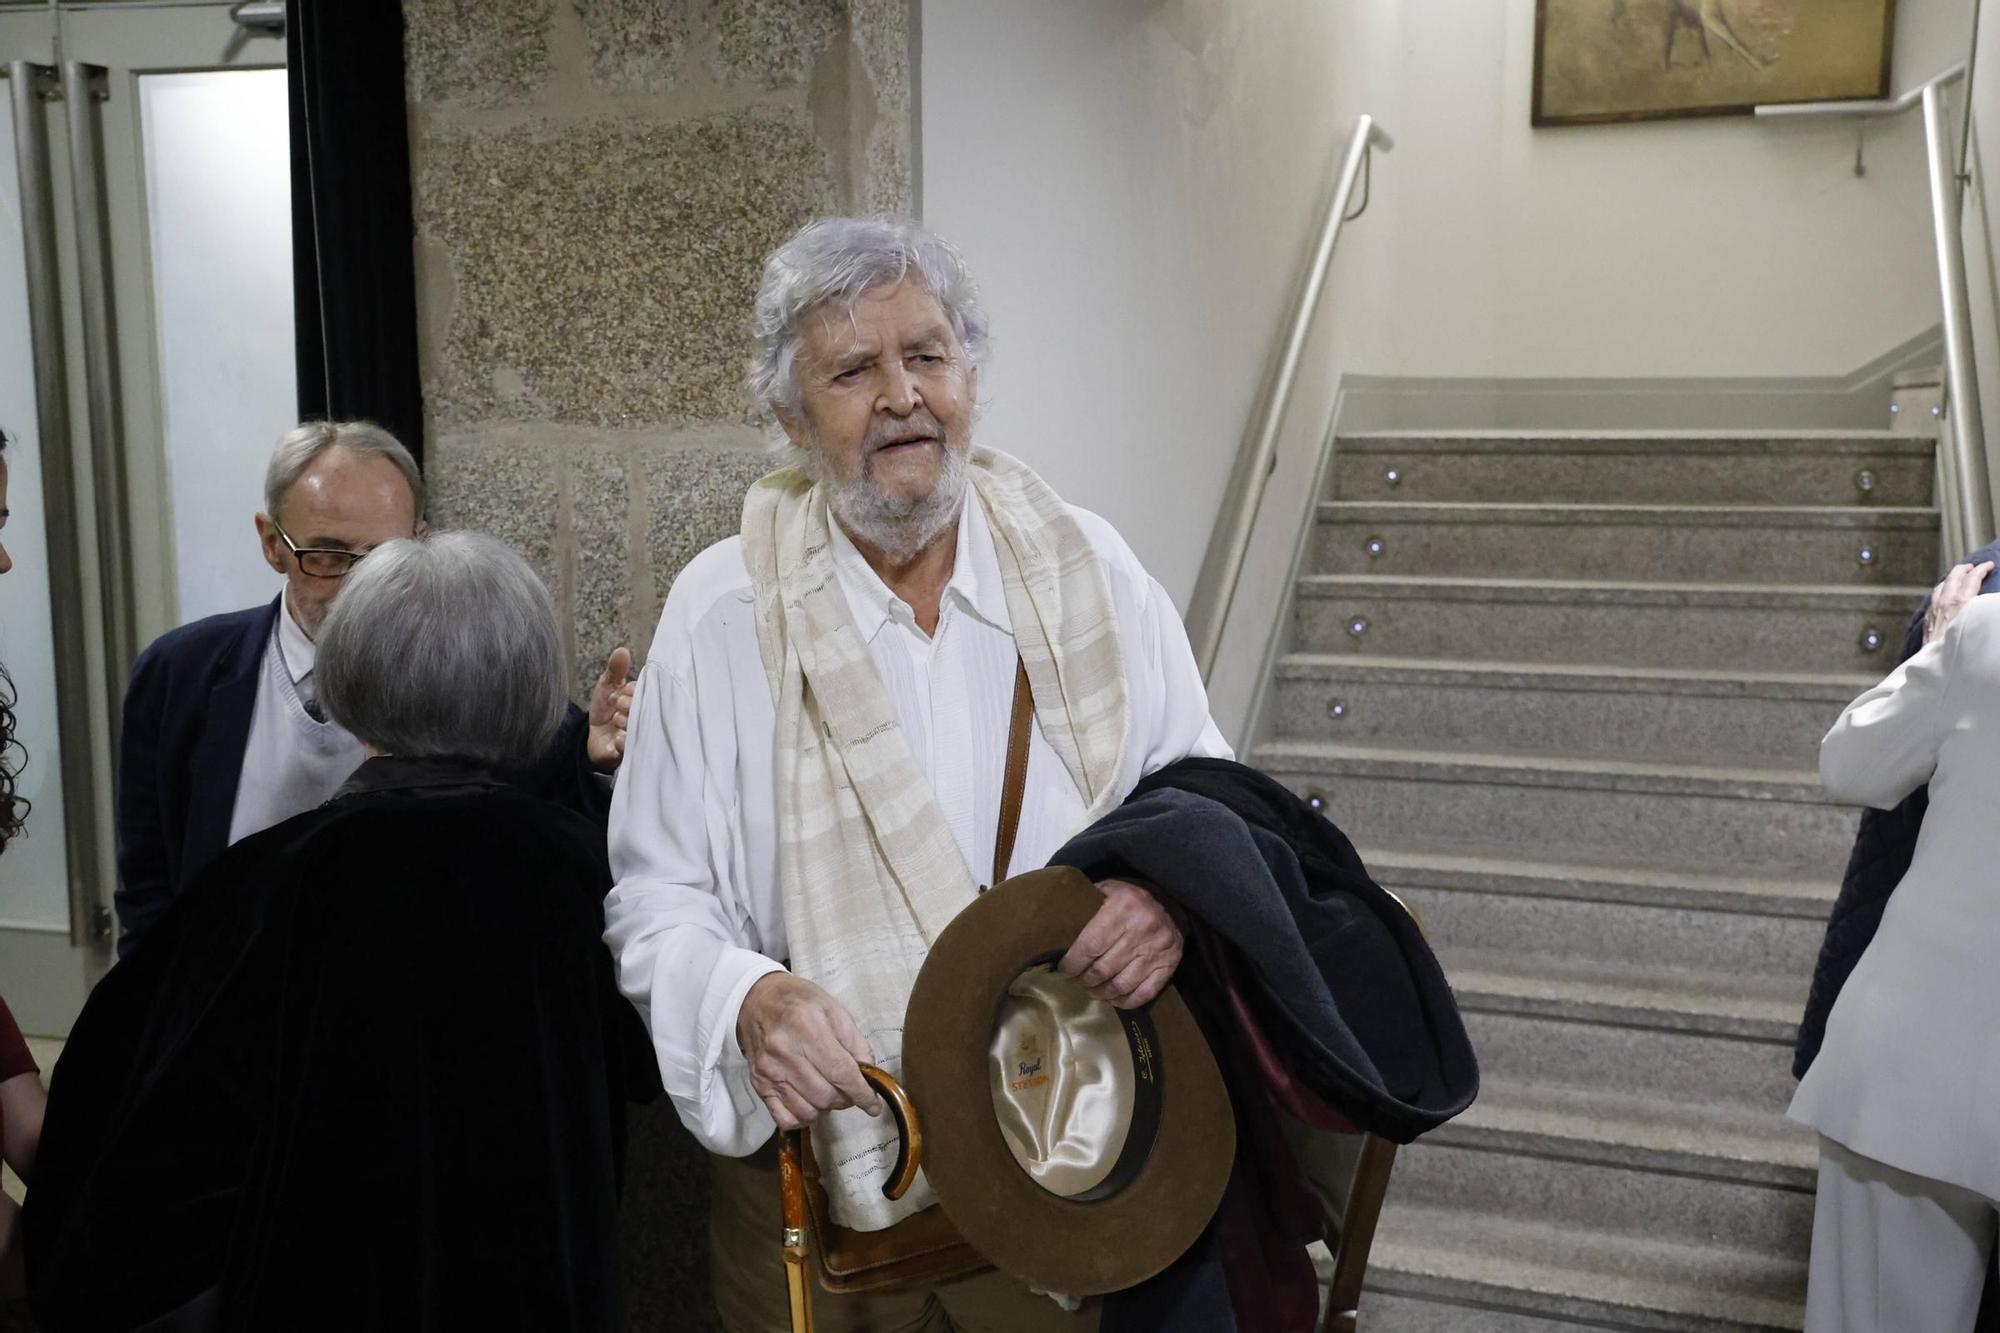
[
  {"x1": 1938, "y1": 421, "x2": 1967, "y2": 572},
  {"x1": 10, "y1": 61, "x2": 107, "y2": 948},
  {"x1": 1924, "y1": 79, "x2": 1996, "y2": 550},
  {"x1": 1957, "y1": 0, "x2": 1985, "y2": 190},
  {"x1": 61, "y1": 62, "x2": 140, "y2": 754}
]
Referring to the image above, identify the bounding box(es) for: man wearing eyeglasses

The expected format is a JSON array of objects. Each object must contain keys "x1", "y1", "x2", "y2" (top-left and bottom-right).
[{"x1": 113, "y1": 420, "x2": 635, "y2": 958}]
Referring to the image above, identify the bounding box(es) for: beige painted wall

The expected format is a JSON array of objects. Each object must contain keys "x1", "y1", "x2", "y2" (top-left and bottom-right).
[
  {"x1": 923, "y1": 0, "x2": 1975, "y2": 739},
  {"x1": 1365, "y1": 0, "x2": 1966, "y2": 381},
  {"x1": 922, "y1": 0, "x2": 1384, "y2": 740},
  {"x1": 922, "y1": 0, "x2": 1377, "y2": 601}
]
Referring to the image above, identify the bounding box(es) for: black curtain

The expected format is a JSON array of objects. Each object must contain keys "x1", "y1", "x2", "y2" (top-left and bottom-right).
[{"x1": 288, "y1": 0, "x2": 426, "y2": 468}]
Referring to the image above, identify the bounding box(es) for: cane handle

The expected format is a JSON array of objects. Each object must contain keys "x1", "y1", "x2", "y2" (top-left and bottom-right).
[{"x1": 857, "y1": 1063, "x2": 922, "y2": 1200}]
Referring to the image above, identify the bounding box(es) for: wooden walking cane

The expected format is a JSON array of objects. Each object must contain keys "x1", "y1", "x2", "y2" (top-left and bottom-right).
[
  {"x1": 775, "y1": 1064, "x2": 933, "y2": 1332},
  {"x1": 779, "y1": 1129, "x2": 815, "y2": 1333}
]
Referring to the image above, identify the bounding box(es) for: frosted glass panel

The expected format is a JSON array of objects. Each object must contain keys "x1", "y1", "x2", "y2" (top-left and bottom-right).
[
  {"x1": 140, "y1": 69, "x2": 293, "y2": 624},
  {"x1": 0, "y1": 84, "x2": 77, "y2": 929}
]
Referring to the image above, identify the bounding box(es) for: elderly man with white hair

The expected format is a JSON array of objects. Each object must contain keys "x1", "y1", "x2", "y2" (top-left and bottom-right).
[{"x1": 606, "y1": 216, "x2": 1230, "y2": 1330}]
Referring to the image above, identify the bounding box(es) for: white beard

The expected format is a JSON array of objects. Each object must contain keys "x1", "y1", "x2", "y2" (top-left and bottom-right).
[{"x1": 801, "y1": 427, "x2": 971, "y2": 565}]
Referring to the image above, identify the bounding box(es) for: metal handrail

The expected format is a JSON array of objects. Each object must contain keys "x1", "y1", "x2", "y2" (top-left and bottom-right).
[
  {"x1": 1752, "y1": 63, "x2": 1963, "y2": 119},
  {"x1": 1186, "y1": 114, "x2": 1392, "y2": 682},
  {"x1": 1755, "y1": 65, "x2": 1994, "y2": 554}
]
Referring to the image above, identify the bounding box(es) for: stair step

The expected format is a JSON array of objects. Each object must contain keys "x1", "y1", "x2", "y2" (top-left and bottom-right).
[
  {"x1": 1274, "y1": 655, "x2": 1867, "y2": 768},
  {"x1": 1463, "y1": 1007, "x2": 1799, "y2": 1115},
  {"x1": 1365, "y1": 1207, "x2": 1806, "y2": 1331},
  {"x1": 1443, "y1": 1080, "x2": 1815, "y2": 1187},
  {"x1": 1254, "y1": 741, "x2": 1855, "y2": 879},
  {"x1": 1447, "y1": 948, "x2": 1805, "y2": 1107},
  {"x1": 1332, "y1": 430, "x2": 1931, "y2": 506},
  {"x1": 1295, "y1": 574, "x2": 1925, "y2": 672},
  {"x1": 1361, "y1": 851, "x2": 1818, "y2": 1107},
  {"x1": 1315, "y1": 501, "x2": 1938, "y2": 584},
  {"x1": 1359, "y1": 845, "x2": 1837, "y2": 918},
  {"x1": 1442, "y1": 949, "x2": 1805, "y2": 1042},
  {"x1": 1397, "y1": 882, "x2": 1824, "y2": 980},
  {"x1": 1388, "y1": 1107, "x2": 1815, "y2": 1257}
]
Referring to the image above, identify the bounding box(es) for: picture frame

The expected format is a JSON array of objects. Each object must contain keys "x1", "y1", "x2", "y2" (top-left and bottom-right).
[{"x1": 1532, "y1": 0, "x2": 1898, "y2": 127}]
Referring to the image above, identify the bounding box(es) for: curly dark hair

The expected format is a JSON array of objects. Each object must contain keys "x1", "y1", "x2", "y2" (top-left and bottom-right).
[
  {"x1": 0, "y1": 664, "x2": 27, "y2": 853},
  {"x1": 0, "y1": 428, "x2": 25, "y2": 853}
]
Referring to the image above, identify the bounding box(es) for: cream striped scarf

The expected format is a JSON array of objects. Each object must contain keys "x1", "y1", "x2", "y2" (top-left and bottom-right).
[{"x1": 741, "y1": 446, "x2": 1130, "y2": 1230}]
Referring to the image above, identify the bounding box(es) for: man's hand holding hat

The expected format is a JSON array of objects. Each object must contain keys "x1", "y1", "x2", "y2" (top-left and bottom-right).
[
  {"x1": 1058, "y1": 878, "x2": 1183, "y2": 1009},
  {"x1": 902, "y1": 867, "x2": 1234, "y2": 1295},
  {"x1": 736, "y1": 973, "x2": 885, "y2": 1132}
]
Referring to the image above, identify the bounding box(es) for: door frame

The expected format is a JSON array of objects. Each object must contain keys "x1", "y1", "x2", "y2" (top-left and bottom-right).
[{"x1": 1, "y1": 1, "x2": 285, "y2": 1036}]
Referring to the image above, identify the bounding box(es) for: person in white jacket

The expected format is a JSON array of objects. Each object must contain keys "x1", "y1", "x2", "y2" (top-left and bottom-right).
[{"x1": 1793, "y1": 556, "x2": 2000, "y2": 1331}]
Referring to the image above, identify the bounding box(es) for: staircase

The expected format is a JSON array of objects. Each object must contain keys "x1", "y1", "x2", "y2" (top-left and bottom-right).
[{"x1": 1255, "y1": 429, "x2": 1941, "y2": 1330}]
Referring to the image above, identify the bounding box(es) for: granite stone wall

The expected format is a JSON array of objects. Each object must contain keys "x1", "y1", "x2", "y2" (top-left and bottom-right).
[
  {"x1": 401, "y1": 3, "x2": 916, "y2": 1326},
  {"x1": 405, "y1": 0, "x2": 915, "y2": 693}
]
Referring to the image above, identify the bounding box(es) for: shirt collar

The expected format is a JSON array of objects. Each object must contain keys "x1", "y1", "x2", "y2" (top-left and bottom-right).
[
  {"x1": 276, "y1": 589, "x2": 316, "y2": 684},
  {"x1": 954, "y1": 497, "x2": 1012, "y2": 632},
  {"x1": 826, "y1": 492, "x2": 1012, "y2": 643}
]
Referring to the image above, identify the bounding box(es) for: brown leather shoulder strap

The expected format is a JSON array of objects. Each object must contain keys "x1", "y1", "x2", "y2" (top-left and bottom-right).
[{"x1": 992, "y1": 657, "x2": 1033, "y2": 884}]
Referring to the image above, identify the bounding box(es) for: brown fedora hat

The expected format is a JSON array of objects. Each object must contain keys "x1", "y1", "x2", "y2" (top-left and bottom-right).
[{"x1": 901, "y1": 866, "x2": 1236, "y2": 1296}]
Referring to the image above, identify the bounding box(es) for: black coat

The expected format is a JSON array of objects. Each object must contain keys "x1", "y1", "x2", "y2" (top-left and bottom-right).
[
  {"x1": 26, "y1": 758, "x2": 659, "y2": 1333},
  {"x1": 115, "y1": 597, "x2": 610, "y2": 958},
  {"x1": 1053, "y1": 757, "x2": 1478, "y2": 1144},
  {"x1": 1794, "y1": 542, "x2": 2000, "y2": 1079}
]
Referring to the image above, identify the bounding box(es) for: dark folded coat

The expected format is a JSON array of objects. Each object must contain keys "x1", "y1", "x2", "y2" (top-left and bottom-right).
[
  {"x1": 1053, "y1": 756, "x2": 1478, "y2": 1145},
  {"x1": 1057, "y1": 758, "x2": 1478, "y2": 1332},
  {"x1": 25, "y1": 760, "x2": 658, "y2": 1333}
]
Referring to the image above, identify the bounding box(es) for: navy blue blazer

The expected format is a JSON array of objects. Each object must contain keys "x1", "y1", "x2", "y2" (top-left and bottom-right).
[{"x1": 115, "y1": 597, "x2": 609, "y2": 958}]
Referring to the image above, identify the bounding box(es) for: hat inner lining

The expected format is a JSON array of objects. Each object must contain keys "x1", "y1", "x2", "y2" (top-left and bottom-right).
[{"x1": 986, "y1": 955, "x2": 1163, "y2": 1202}]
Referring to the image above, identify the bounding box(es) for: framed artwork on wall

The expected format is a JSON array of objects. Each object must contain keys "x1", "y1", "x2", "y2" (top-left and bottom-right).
[{"x1": 1532, "y1": 0, "x2": 1898, "y2": 126}]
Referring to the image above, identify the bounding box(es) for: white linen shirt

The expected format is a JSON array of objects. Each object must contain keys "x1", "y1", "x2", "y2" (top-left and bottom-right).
[{"x1": 605, "y1": 496, "x2": 1230, "y2": 1157}]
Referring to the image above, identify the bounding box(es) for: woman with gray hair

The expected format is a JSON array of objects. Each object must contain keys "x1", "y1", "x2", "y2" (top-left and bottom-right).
[
  {"x1": 26, "y1": 532, "x2": 658, "y2": 1333},
  {"x1": 315, "y1": 530, "x2": 570, "y2": 769}
]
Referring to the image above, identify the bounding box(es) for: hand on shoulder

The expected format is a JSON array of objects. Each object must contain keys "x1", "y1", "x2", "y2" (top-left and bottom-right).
[{"x1": 1924, "y1": 561, "x2": 1998, "y2": 645}]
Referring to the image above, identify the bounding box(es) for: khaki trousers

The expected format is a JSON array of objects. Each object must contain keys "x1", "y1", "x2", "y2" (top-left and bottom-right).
[{"x1": 710, "y1": 1145, "x2": 1101, "y2": 1333}]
